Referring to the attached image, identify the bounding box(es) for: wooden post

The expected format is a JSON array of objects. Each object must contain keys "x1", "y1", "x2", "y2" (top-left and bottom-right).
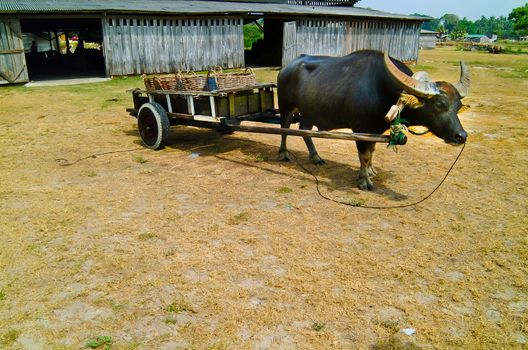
[
  {"x1": 259, "y1": 88, "x2": 266, "y2": 112},
  {"x1": 166, "y1": 95, "x2": 173, "y2": 113},
  {"x1": 65, "y1": 30, "x2": 70, "y2": 55},
  {"x1": 209, "y1": 95, "x2": 217, "y2": 118},
  {"x1": 228, "y1": 93, "x2": 236, "y2": 117},
  {"x1": 48, "y1": 31, "x2": 53, "y2": 51},
  {"x1": 54, "y1": 30, "x2": 60, "y2": 54},
  {"x1": 186, "y1": 95, "x2": 195, "y2": 115}
]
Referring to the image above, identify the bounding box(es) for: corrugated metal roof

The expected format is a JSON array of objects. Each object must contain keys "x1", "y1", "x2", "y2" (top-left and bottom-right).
[{"x1": 0, "y1": 0, "x2": 425, "y2": 21}]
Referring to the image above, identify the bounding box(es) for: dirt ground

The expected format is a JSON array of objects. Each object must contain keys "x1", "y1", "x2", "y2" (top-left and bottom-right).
[{"x1": 0, "y1": 48, "x2": 527, "y2": 350}]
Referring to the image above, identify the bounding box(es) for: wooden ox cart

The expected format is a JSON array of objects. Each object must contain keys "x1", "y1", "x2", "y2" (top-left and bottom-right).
[{"x1": 127, "y1": 74, "x2": 393, "y2": 150}]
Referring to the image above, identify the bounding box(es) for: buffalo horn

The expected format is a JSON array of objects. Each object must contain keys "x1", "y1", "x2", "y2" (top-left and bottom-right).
[
  {"x1": 412, "y1": 71, "x2": 432, "y2": 82},
  {"x1": 454, "y1": 61, "x2": 470, "y2": 98},
  {"x1": 383, "y1": 52, "x2": 440, "y2": 98}
]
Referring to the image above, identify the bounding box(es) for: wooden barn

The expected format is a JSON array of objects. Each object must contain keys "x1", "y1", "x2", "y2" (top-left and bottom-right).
[{"x1": 0, "y1": 0, "x2": 426, "y2": 84}]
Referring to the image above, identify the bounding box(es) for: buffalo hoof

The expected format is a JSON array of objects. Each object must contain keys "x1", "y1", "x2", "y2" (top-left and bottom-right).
[
  {"x1": 358, "y1": 178, "x2": 375, "y2": 191},
  {"x1": 278, "y1": 150, "x2": 292, "y2": 162},
  {"x1": 310, "y1": 153, "x2": 326, "y2": 165}
]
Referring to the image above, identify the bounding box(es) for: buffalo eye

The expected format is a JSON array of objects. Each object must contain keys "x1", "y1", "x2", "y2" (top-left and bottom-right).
[{"x1": 434, "y1": 99, "x2": 449, "y2": 111}]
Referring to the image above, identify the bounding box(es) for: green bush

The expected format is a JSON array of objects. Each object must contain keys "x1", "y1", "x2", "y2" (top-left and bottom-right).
[{"x1": 244, "y1": 23, "x2": 263, "y2": 50}]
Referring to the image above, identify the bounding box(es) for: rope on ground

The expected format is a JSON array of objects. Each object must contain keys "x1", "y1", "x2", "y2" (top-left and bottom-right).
[
  {"x1": 288, "y1": 142, "x2": 466, "y2": 209},
  {"x1": 54, "y1": 147, "x2": 146, "y2": 166},
  {"x1": 54, "y1": 143, "x2": 219, "y2": 167},
  {"x1": 55, "y1": 141, "x2": 465, "y2": 210}
]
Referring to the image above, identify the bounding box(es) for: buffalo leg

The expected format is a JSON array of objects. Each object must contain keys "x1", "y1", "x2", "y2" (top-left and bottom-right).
[
  {"x1": 368, "y1": 144, "x2": 377, "y2": 177},
  {"x1": 278, "y1": 110, "x2": 295, "y2": 162},
  {"x1": 299, "y1": 119, "x2": 325, "y2": 165},
  {"x1": 356, "y1": 141, "x2": 376, "y2": 191}
]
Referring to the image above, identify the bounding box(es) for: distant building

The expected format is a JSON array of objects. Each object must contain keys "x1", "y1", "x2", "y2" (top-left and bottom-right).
[
  {"x1": 520, "y1": 36, "x2": 528, "y2": 41},
  {"x1": 465, "y1": 34, "x2": 497, "y2": 44},
  {"x1": 419, "y1": 29, "x2": 439, "y2": 49}
]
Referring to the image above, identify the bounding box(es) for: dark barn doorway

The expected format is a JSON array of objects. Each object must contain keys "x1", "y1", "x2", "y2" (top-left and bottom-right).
[
  {"x1": 244, "y1": 18, "x2": 285, "y2": 67},
  {"x1": 21, "y1": 18, "x2": 105, "y2": 80}
]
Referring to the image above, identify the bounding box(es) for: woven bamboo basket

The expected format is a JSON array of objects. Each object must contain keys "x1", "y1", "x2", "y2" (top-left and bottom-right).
[
  {"x1": 142, "y1": 74, "x2": 178, "y2": 91},
  {"x1": 142, "y1": 75, "x2": 156, "y2": 90},
  {"x1": 208, "y1": 67, "x2": 256, "y2": 90},
  {"x1": 142, "y1": 68, "x2": 255, "y2": 91},
  {"x1": 175, "y1": 71, "x2": 208, "y2": 91},
  {"x1": 142, "y1": 74, "x2": 177, "y2": 91},
  {"x1": 143, "y1": 72, "x2": 208, "y2": 91},
  {"x1": 154, "y1": 76, "x2": 178, "y2": 90}
]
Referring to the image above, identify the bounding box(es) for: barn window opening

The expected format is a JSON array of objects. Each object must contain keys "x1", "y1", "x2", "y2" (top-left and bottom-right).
[{"x1": 21, "y1": 18, "x2": 105, "y2": 80}]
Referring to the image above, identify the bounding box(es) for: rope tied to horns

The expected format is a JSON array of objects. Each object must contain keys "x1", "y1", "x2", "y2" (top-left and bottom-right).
[{"x1": 386, "y1": 93, "x2": 431, "y2": 150}]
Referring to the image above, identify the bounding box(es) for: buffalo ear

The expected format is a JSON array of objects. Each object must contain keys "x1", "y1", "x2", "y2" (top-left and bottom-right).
[
  {"x1": 400, "y1": 93, "x2": 425, "y2": 109},
  {"x1": 458, "y1": 104, "x2": 470, "y2": 113}
]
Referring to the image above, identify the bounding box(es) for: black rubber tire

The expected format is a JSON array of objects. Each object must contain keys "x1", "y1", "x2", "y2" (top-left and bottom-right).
[{"x1": 137, "y1": 102, "x2": 170, "y2": 150}]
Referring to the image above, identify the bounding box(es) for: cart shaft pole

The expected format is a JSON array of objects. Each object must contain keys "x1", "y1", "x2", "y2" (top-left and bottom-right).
[{"x1": 225, "y1": 125, "x2": 390, "y2": 143}]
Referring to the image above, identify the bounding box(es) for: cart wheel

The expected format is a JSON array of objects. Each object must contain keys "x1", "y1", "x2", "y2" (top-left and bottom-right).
[{"x1": 137, "y1": 102, "x2": 170, "y2": 150}]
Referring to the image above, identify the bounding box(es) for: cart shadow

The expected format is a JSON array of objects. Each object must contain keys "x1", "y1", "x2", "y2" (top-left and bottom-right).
[{"x1": 124, "y1": 126, "x2": 408, "y2": 201}]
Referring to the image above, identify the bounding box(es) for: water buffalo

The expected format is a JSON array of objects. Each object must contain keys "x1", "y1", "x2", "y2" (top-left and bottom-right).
[{"x1": 277, "y1": 49, "x2": 470, "y2": 190}]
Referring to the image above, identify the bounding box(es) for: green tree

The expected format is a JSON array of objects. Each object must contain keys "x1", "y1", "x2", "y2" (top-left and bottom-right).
[
  {"x1": 458, "y1": 17, "x2": 477, "y2": 34},
  {"x1": 509, "y1": 3, "x2": 528, "y2": 35},
  {"x1": 474, "y1": 16, "x2": 488, "y2": 34},
  {"x1": 441, "y1": 14, "x2": 460, "y2": 33},
  {"x1": 451, "y1": 29, "x2": 467, "y2": 41},
  {"x1": 474, "y1": 15, "x2": 515, "y2": 38},
  {"x1": 413, "y1": 12, "x2": 516, "y2": 38},
  {"x1": 495, "y1": 16, "x2": 514, "y2": 38},
  {"x1": 411, "y1": 13, "x2": 440, "y2": 31}
]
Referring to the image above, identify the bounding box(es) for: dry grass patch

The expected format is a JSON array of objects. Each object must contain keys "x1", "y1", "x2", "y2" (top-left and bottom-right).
[
  {"x1": 0, "y1": 48, "x2": 526, "y2": 349},
  {"x1": 0, "y1": 329, "x2": 20, "y2": 348},
  {"x1": 166, "y1": 299, "x2": 196, "y2": 314},
  {"x1": 228, "y1": 211, "x2": 251, "y2": 225}
]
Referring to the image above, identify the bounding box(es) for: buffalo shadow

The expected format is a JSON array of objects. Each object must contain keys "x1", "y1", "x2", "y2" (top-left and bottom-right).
[{"x1": 123, "y1": 125, "x2": 408, "y2": 201}]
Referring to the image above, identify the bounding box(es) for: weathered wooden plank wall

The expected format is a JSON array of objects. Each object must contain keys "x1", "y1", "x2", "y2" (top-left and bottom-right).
[
  {"x1": 296, "y1": 19, "x2": 347, "y2": 57},
  {"x1": 0, "y1": 19, "x2": 29, "y2": 84},
  {"x1": 102, "y1": 16, "x2": 244, "y2": 75},
  {"x1": 347, "y1": 20, "x2": 420, "y2": 62},
  {"x1": 282, "y1": 21, "x2": 297, "y2": 66},
  {"x1": 282, "y1": 18, "x2": 421, "y2": 65}
]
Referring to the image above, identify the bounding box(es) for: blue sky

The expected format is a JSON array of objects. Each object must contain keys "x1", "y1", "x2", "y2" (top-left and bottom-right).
[{"x1": 358, "y1": 0, "x2": 526, "y2": 20}]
